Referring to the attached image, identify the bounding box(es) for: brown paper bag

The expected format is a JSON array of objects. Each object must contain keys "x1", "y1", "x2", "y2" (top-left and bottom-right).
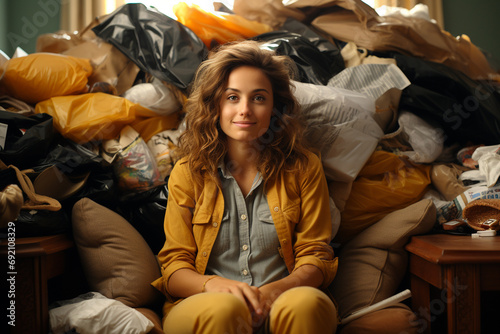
[
  {"x1": 288, "y1": 0, "x2": 496, "y2": 80},
  {"x1": 36, "y1": 18, "x2": 140, "y2": 96},
  {"x1": 234, "y1": 0, "x2": 497, "y2": 80}
]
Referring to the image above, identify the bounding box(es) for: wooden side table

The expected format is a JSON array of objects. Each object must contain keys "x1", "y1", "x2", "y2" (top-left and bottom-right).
[
  {"x1": 406, "y1": 234, "x2": 500, "y2": 334},
  {"x1": 1, "y1": 233, "x2": 78, "y2": 334}
]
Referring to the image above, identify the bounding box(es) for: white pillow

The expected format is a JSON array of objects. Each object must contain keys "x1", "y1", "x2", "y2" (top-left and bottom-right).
[{"x1": 49, "y1": 292, "x2": 154, "y2": 334}]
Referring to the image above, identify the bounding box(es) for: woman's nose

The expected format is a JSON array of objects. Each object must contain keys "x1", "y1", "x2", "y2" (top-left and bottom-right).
[{"x1": 239, "y1": 99, "x2": 251, "y2": 115}]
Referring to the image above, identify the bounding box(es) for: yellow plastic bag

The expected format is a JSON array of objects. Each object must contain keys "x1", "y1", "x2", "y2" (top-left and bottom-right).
[
  {"x1": 0, "y1": 53, "x2": 92, "y2": 104},
  {"x1": 132, "y1": 113, "x2": 182, "y2": 143},
  {"x1": 35, "y1": 92, "x2": 158, "y2": 144},
  {"x1": 336, "y1": 150, "x2": 432, "y2": 243},
  {"x1": 174, "y1": 2, "x2": 272, "y2": 48}
]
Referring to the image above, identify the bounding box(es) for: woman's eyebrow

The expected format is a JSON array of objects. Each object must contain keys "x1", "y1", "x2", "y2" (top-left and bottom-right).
[{"x1": 224, "y1": 87, "x2": 270, "y2": 94}]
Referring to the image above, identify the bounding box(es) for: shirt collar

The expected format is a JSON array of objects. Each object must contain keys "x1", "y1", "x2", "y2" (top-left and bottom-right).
[{"x1": 218, "y1": 162, "x2": 263, "y2": 195}]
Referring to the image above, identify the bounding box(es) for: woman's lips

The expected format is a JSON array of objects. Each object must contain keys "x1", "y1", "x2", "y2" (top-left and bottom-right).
[{"x1": 233, "y1": 121, "x2": 255, "y2": 128}]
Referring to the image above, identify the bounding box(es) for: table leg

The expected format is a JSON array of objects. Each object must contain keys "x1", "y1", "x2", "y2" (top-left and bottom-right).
[
  {"x1": 444, "y1": 264, "x2": 481, "y2": 334},
  {"x1": 410, "y1": 274, "x2": 432, "y2": 334},
  {"x1": 13, "y1": 255, "x2": 46, "y2": 334}
]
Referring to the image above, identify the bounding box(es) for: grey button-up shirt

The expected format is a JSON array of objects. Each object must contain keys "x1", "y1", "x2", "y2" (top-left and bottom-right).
[{"x1": 205, "y1": 166, "x2": 289, "y2": 287}]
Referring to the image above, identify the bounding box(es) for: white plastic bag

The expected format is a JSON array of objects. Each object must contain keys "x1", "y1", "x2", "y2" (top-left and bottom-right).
[
  {"x1": 122, "y1": 78, "x2": 181, "y2": 116},
  {"x1": 292, "y1": 80, "x2": 383, "y2": 183},
  {"x1": 49, "y1": 292, "x2": 154, "y2": 334},
  {"x1": 397, "y1": 110, "x2": 444, "y2": 163},
  {"x1": 471, "y1": 145, "x2": 500, "y2": 187}
]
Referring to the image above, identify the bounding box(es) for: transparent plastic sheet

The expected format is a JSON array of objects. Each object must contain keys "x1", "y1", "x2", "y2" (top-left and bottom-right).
[
  {"x1": 91, "y1": 3, "x2": 207, "y2": 90},
  {"x1": 111, "y1": 126, "x2": 164, "y2": 193},
  {"x1": 396, "y1": 54, "x2": 500, "y2": 146}
]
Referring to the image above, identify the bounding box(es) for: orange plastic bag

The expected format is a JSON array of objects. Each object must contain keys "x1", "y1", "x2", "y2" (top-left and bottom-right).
[
  {"x1": 35, "y1": 92, "x2": 158, "y2": 144},
  {"x1": 0, "y1": 53, "x2": 92, "y2": 104},
  {"x1": 132, "y1": 113, "x2": 182, "y2": 143},
  {"x1": 336, "y1": 150, "x2": 431, "y2": 243},
  {"x1": 174, "y1": 2, "x2": 272, "y2": 48}
]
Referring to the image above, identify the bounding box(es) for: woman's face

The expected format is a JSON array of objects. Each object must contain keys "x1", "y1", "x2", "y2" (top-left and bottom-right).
[{"x1": 219, "y1": 66, "x2": 274, "y2": 146}]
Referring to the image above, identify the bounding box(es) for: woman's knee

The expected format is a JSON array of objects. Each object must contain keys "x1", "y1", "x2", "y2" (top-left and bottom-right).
[
  {"x1": 163, "y1": 293, "x2": 252, "y2": 333},
  {"x1": 273, "y1": 286, "x2": 336, "y2": 315},
  {"x1": 270, "y1": 287, "x2": 338, "y2": 333}
]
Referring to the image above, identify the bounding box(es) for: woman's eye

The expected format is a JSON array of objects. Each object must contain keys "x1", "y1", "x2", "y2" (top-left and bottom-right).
[
  {"x1": 227, "y1": 95, "x2": 238, "y2": 101},
  {"x1": 254, "y1": 95, "x2": 265, "y2": 102}
]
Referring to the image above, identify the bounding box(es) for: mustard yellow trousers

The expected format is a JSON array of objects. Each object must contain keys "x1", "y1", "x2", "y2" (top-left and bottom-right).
[{"x1": 162, "y1": 286, "x2": 338, "y2": 334}]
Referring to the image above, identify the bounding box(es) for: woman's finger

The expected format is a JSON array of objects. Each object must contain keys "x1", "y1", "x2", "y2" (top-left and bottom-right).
[{"x1": 242, "y1": 286, "x2": 265, "y2": 315}]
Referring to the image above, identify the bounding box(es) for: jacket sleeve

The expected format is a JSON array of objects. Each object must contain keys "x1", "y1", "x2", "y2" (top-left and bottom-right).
[
  {"x1": 293, "y1": 152, "x2": 338, "y2": 289},
  {"x1": 152, "y1": 159, "x2": 198, "y2": 299}
]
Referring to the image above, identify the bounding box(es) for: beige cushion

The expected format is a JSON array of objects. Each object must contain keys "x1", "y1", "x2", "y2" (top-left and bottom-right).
[
  {"x1": 330, "y1": 198, "x2": 436, "y2": 318},
  {"x1": 338, "y1": 304, "x2": 418, "y2": 334},
  {"x1": 135, "y1": 308, "x2": 163, "y2": 334},
  {"x1": 72, "y1": 198, "x2": 163, "y2": 308}
]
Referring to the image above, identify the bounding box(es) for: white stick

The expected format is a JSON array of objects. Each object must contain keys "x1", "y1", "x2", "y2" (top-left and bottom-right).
[{"x1": 341, "y1": 289, "x2": 412, "y2": 325}]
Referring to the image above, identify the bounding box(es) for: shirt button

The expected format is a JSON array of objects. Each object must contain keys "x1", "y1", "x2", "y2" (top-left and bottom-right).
[
  {"x1": 242, "y1": 269, "x2": 248, "y2": 275},
  {"x1": 202, "y1": 252, "x2": 207, "y2": 257},
  {"x1": 212, "y1": 222, "x2": 218, "y2": 228},
  {"x1": 274, "y1": 207, "x2": 279, "y2": 212},
  {"x1": 241, "y1": 214, "x2": 247, "y2": 220},
  {"x1": 242, "y1": 244, "x2": 248, "y2": 251}
]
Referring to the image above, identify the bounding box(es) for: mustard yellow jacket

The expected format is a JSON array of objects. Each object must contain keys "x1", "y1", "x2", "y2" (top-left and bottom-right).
[{"x1": 152, "y1": 151, "x2": 337, "y2": 300}]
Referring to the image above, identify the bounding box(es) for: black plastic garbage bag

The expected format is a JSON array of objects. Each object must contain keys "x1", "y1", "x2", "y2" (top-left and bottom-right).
[
  {"x1": 32, "y1": 138, "x2": 102, "y2": 174},
  {"x1": 0, "y1": 111, "x2": 58, "y2": 170},
  {"x1": 35, "y1": 138, "x2": 119, "y2": 209},
  {"x1": 14, "y1": 209, "x2": 70, "y2": 238},
  {"x1": 280, "y1": 18, "x2": 345, "y2": 77},
  {"x1": 92, "y1": 3, "x2": 208, "y2": 90},
  {"x1": 118, "y1": 183, "x2": 169, "y2": 254},
  {"x1": 396, "y1": 54, "x2": 500, "y2": 145},
  {"x1": 255, "y1": 29, "x2": 343, "y2": 85},
  {"x1": 0, "y1": 135, "x2": 117, "y2": 237}
]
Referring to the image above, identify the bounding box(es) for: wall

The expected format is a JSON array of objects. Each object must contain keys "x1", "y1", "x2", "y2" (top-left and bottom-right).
[
  {"x1": 442, "y1": 0, "x2": 500, "y2": 69},
  {"x1": 0, "y1": 0, "x2": 498, "y2": 66},
  {"x1": 0, "y1": 0, "x2": 7, "y2": 56},
  {"x1": 0, "y1": 0, "x2": 60, "y2": 56}
]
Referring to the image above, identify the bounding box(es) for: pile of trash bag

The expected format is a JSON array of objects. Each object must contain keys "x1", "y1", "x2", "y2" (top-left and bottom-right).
[{"x1": 1, "y1": 0, "x2": 500, "y2": 247}]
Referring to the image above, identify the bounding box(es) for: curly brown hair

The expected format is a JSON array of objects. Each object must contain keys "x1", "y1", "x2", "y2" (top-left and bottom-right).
[{"x1": 177, "y1": 40, "x2": 311, "y2": 185}]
